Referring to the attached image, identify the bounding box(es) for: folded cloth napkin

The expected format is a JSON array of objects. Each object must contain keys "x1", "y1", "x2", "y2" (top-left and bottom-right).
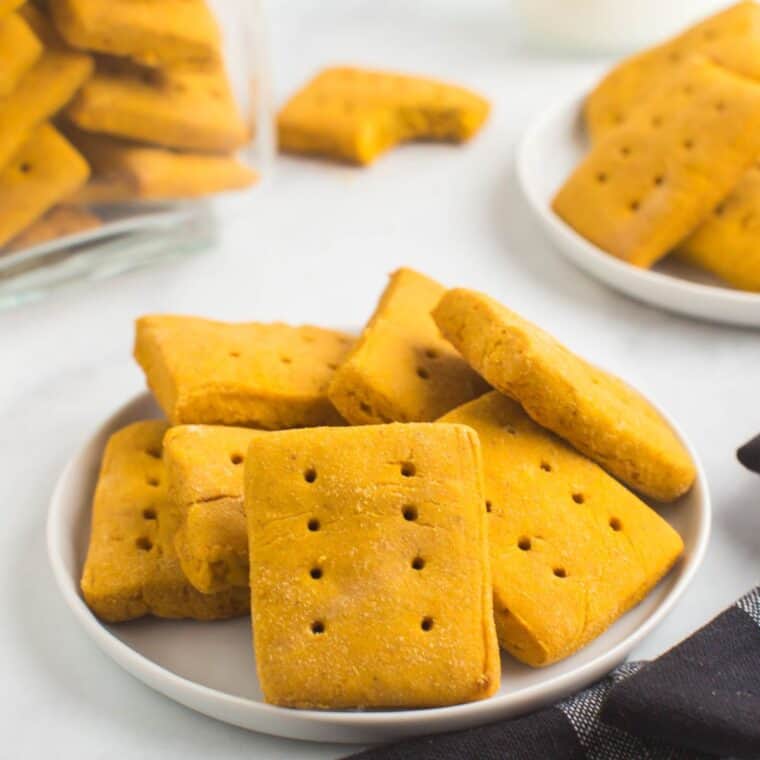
[
  {"x1": 738, "y1": 434, "x2": 760, "y2": 474},
  {"x1": 347, "y1": 587, "x2": 760, "y2": 760}
]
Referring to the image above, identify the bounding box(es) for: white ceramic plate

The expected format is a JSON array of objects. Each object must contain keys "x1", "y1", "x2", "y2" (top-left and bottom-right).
[
  {"x1": 48, "y1": 390, "x2": 710, "y2": 744},
  {"x1": 517, "y1": 91, "x2": 760, "y2": 328}
]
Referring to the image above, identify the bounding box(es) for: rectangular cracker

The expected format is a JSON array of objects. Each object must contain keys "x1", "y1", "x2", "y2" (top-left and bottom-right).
[
  {"x1": 0, "y1": 6, "x2": 92, "y2": 171},
  {"x1": 244, "y1": 423, "x2": 499, "y2": 708},
  {"x1": 440, "y1": 392, "x2": 684, "y2": 667},
  {"x1": 66, "y1": 58, "x2": 248, "y2": 153},
  {"x1": 134, "y1": 315, "x2": 353, "y2": 428},
  {"x1": 278, "y1": 66, "x2": 490, "y2": 165},
  {"x1": 65, "y1": 128, "x2": 257, "y2": 202},
  {"x1": 49, "y1": 0, "x2": 221, "y2": 69},
  {"x1": 433, "y1": 288, "x2": 696, "y2": 502},
  {"x1": 80, "y1": 420, "x2": 249, "y2": 622},
  {"x1": 5, "y1": 204, "x2": 100, "y2": 252},
  {"x1": 328, "y1": 268, "x2": 489, "y2": 424},
  {"x1": 585, "y1": 2, "x2": 760, "y2": 140},
  {"x1": 0, "y1": 124, "x2": 90, "y2": 248},
  {"x1": 557, "y1": 56, "x2": 760, "y2": 268},
  {"x1": 676, "y1": 162, "x2": 760, "y2": 291},
  {"x1": 0, "y1": 12, "x2": 43, "y2": 98},
  {"x1": 164, "y1": 425, "x2": 262, "y2": 594}
]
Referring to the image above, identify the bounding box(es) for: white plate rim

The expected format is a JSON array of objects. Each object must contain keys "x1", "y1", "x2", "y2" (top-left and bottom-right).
[{"x1": 47, "y1": 390, "x2": 711, "y2": 743}]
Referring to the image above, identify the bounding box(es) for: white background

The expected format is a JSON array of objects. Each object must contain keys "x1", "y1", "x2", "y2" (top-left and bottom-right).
[{"x1": 2, "y1": 1, "x2": 759, "y2": 757}]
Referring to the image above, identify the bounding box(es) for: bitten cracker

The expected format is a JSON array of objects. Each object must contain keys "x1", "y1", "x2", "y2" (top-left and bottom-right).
[
  {"x1": 328, "y1": 268, "x2": 488, "y2": 424},
  {"x1": 134, "y1": 315, "x2": 353, "y2": 428},
  {"x1": 0, "y1": 7, "x2": 93, "y2": 171},
  {"x1": 6, "y1": 204, "x2": 100, "y2": 251},
  {"x1": 49, "y1": 0, "x2": 221, "y2": 69},
  {"x1": 0, "y1": 12, "x2": 42, "y2": 98},
  {"x1": 65, "y1": 129, "x2": 257, "y2": 202},
  {"x1": 80, "y1": 421, "x2": 249, "y2": 622},
  {"x1": 676, "y1": 162, "x2": 760, "y2": 291},
  {"x1": 278, "y1": 66, "x2": 489, "y2": 165},
  {"x1": 440, "y1": 392, "x2": 684, "y2": 667},
  {"x1": 245, "y1": 423, "x2": 500, "y2": 709},
  {"x1": 164, "y1": 425, "x2": 262, "y2": 594},
  {"x1": 0, "y1": 124, "x2": 89, "y2": 248},
  {"x1": 585, "y1": 2, "x2": 760, "y2": 140},
  {"x1": 554, "y1": 57, "x2": 760, "y2": 269},
  {"x1": 433, "y1": 288, "x2": 696, "y2": 502},
  {"x1": 66, "y1": 58, "x2": 248, "y2": 153}
]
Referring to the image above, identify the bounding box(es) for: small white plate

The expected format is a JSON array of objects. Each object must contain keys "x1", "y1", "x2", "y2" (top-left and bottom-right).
[
  {"x1": 517, "y1": 91, "x2": 760, "y2": 328},
  {"x1": 48, "y1": 391, "x2": 710, "y2": 744}
]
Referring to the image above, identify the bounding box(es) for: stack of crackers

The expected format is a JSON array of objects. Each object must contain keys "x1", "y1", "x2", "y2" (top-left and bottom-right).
[
  {"x1": 0, "y1": 0, "x2": 256, "y2": 253},
  {"x1": 553, "y1": 1, "x2": 760, "y2": 292},
  {"x1": 82, "y1": 267, "x2": 694, "y2": 710}
]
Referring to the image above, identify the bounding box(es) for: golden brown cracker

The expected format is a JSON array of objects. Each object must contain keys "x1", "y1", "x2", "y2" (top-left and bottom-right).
[
  {"x1": 0, "y1": 12, "x2": 43, "y2": 98},
  {"x1": 6, "y1": 204, "x2": 100, "y2": 251}
]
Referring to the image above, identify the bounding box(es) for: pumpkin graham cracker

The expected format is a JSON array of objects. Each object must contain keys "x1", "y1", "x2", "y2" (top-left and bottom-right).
[
  {"x1": 245, "y1": 423, "x2": 500, "y2": 708},
  {"x1": 432, "y1": 288, "x2": 696, "y2": 502},
  {"x1": 80, "y1": 421, "x2": 249, "y2": 622},
  {"x1": 0, "y1": 12, "x2": 42, "y2": 98},
  {"x1": 440, "y1": 392, "x2": 683, "y2": 667},
  {"x1": 328, "y1": 268, "x2": 489, "y2": 424},
  {"x1": 278, "y1": 66, "x2": 489, "y2": 165}
]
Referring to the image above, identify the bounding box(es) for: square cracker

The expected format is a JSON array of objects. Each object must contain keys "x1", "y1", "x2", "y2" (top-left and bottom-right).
[
  {"x1": 0, "y1": 124, "x2": 89, "y2": 248},
  {"x1": 433, "y1": 288, "x2": 696, "y2": 502},
  {"x1": 0, "y1": 12, "x2": 43, "y2": 98},
  {"x1": 676, "y1": 162, "x2": 760, "y2": 291},
  {"x1": 440, "y1": 392, "x2": 683, "y2": 667},
  {"x1": 66, "y1": 58, "x2": 248, "y2": 153},
  {"x1": 80, "y1": 421, "x2": 249, "y2": 622},
  {"x1": 328, "y1": 268, "x2": 489, "y2": 424},
  {"x1": 134, "y1": 315, "x2": 353, "y2": 428},
  {"x1": 49, "y1": 0, "x2": 221, "y2": 69},
  {"x1": 0, "y1": 7, "x2": 93, "y2": 171},
  {"x1": 554, "y1": 57, "x2": 760, "y2": 268},
  {"x1": 278, "y1": 66, "x2": 489, "y2": 165},
  {"x1": 245, "y1": 423, "x2": 500, "y2": 709},
  {"x1": 6, "y1": 204, "x2": 100, "y2": 252},
  {"x1": 164, "y1": 425, "x2": 263, "y2": 594},
  {"x1": 585, "y1": 2, "x2": 760, "y2": 140}
]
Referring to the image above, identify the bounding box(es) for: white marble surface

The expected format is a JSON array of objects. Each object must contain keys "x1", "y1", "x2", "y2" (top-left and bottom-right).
[{"x1": 3, "y1": 1, "x2": 759, "y2": 757}]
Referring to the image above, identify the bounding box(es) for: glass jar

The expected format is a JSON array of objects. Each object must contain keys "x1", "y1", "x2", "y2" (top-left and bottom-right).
[{"x1": 0, "y1": 0, "x2": 274, "y2": 309}]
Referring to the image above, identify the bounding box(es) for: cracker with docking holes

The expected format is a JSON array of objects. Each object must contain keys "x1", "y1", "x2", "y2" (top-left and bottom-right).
[
  {"x1": 66, "y1": 58, "x2": 248, "y2": 153},
  {"x1": 80, "y1": 421, "x2": 249, "y2": 622},
  {"x1": 278, "y1": 66, "x2": 489, "y2": 165},
  {"x1": 0, "y1": 6, "x2": 92, "y2": 171},
  {"x1": 677, "y1": 162, "x2": 760, "y2": 291},
  {"x1": 244, "y1": 423, "x2": 500, "y2": 709},
  {"x1": 134, "y1": 316, "x2": 353, "y2": 428},
  {"x1": 432, "y1": 288, "x2": 696, "y2": 502},
  {"x1": 554, "y1": 57, "x2": 760, "y2": 268},
  {"x1": 0, "y1": 124, "x2": 89, "y2": 248},
  {"x1": 440, "y1": 392, "x2": 684, "y2": 667},
  {"x1": 49, "y1": 0, "x2": 221, "y2": 69},
  {"x1": 164, "y1": 425, "x2": 262, "y2": 594},
  {"x1": 6, "y1": 204, "x2": 100, "y2": 251},
  {"x1": 328, "y1": 268, "x2": 489, "y2": 424},
  {"x1": 585, "y1": 2, "x2": 760, "y2": 140},
  {"x1": 0, "y1": 12, "x2": 42, "y2": 98},
  {"x1": 65, "y1": 128, "x2": 257, "y2": 202}
]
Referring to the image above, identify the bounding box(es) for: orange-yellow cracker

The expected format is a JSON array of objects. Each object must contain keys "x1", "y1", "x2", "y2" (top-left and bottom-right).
[
  {"x1": 0, "y1": 124, "x2": 89, "y2": 248},
  {"x1": 245, "y1": 423, "x2": 500, "y2": 709},
  {"x1": 0, "y1": 12, "x2": 42, "y2": 98},
  {"x1": 554, "y1": 57, "x2": 760, "y2": 268},
  {"x1": 80, "y1": 420, "x2": 249, "y2": 622},
  {"x1": 6, "y1": 204, "x2": 100, "y2": 251},
  {"x1": 164, "y1": 425, "x2": 262, "y2": 594},
  {"x1": 66, "y1": 58, "x2": 248, "y2": 153},
  {"x1": 134, "y1": 315, "x2": 352, "y2": 428},
  {"x1": 433, "y1": 288, "x2": 696, "y2": 502},
  {"x1": 278, "y1": 66, "x2": 490, "y2": 165},
  {"x1": 0, "y1": 0, "x2": 23, "y2": 20},
  {"x1": 440, "y1": 392, "x2": 684, "y2": 667},
  {"x1": 328, "y1": 268, "x2": 488, "y2": 424},
  {"x1": 585, "y1": 2, "x2": 760, "y2": 140},
  {"x1": 49, "y1": 0, "x2": 221, "y2": 69}
]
